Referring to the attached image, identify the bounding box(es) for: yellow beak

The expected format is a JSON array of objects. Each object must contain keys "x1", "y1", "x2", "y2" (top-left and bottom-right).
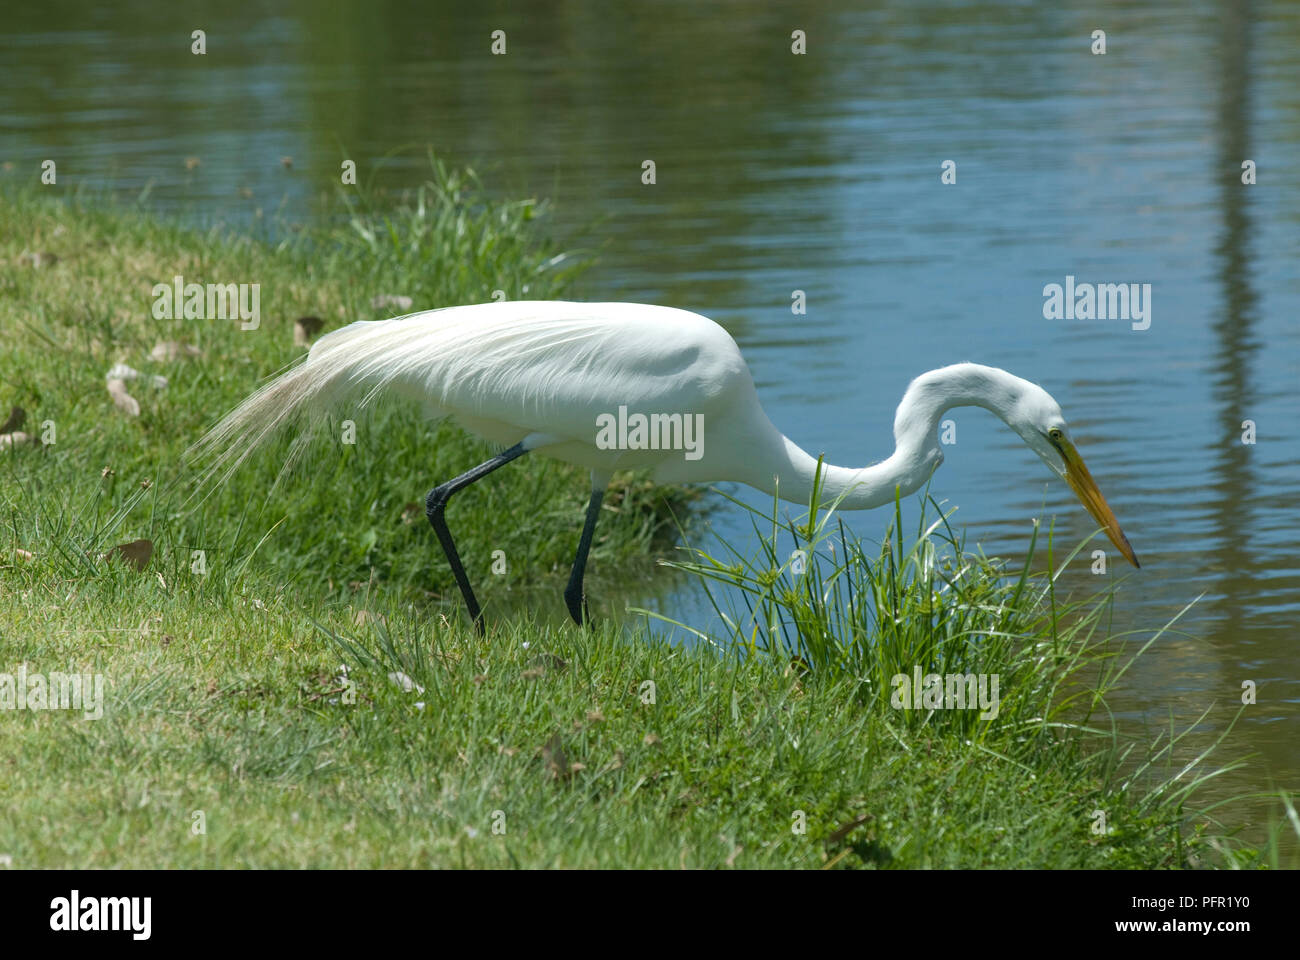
[{"x1": 1058, "y1": 439, "x2": 1140, "y2": 568}]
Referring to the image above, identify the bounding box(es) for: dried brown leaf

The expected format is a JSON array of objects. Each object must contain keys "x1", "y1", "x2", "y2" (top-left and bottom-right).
[
  {"x1": 293, "y1": 316, "x2": 324, "y2": 346},
  {"x1": 106, "y1": 379, "x2": 140, "y2": 416},
  {"x1": 0, "y1": 406, "x2": 25, "y2": 433},
  {"x1": 352, "y1": 609, "x2": 387, "y2": 628},
  {"x1": 104, "y1": 538, "x2": 152, "y2": 571},
  {"x1": 826, "y1": 812, "x2": 874, "y2": 846},
  {"x1": 150, "y1": 341, "x2": 202, "y2": 362},
  {"x1": 526, "y1": 653, "x2": 567, "y2": 672}
]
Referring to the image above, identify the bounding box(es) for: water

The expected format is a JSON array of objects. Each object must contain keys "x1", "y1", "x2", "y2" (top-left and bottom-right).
[{"x1": 3, "y1": 0, "x2": 1297, "y2": 850}]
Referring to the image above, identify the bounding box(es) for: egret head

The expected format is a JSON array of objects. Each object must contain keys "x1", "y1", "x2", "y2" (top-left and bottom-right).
[{"x1": 1011, "y1": 385, "x2": 1140, "y2": 568}]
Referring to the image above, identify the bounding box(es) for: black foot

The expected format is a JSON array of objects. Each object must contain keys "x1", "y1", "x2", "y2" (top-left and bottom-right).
[
  {"x1": 563, "y1": 585, "x2": 594, "y2": 627},
  {"x1": 564, "y1": 585, "x2": 583, "y2": 626}
]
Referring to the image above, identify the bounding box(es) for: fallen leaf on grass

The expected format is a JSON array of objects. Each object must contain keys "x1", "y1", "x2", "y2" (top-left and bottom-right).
[
  {"x1": 826, "y1": 812, "x2": 874, "y2": 846},
  {"x1": 106, "y1": 364, "x2": 167, "y2": 388},
  {"x1": 17, "y1": 250, "x2": 57, "y2": 268},
  {"x1": 150, "y1": 341, "x2": 202, "y2": 362},
  {"x1": 293, "y1": 316, "x2": 324, "y2": 346},
  {"x1": 103, "y1": 538, "x2": 152, "y2": 571},
  {"x1": 106, "y1": 379, "x2": 139, "y2": 416},
  {"x1": 0, "y1": 407, "x2": 24, "y2": 433},
  {"x1": 526, "y1": 653, "x2": 567, "y2": 672},
  {"x1": 352, "y1": 609, "x2": 388, "y2": 628}
]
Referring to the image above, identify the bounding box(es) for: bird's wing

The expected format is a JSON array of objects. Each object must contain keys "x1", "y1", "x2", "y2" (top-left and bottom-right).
[
  {"x1": 190, "y1": 301, "x2": 754, "y2": 493},
  {"x1": 311, "y1": 301, "x2": 751, "y2": 440}
]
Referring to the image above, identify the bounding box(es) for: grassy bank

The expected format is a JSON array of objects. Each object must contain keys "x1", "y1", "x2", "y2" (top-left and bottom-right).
[
  {"x1": 0, "y1": 162, "x2": 688, "y2": 609},
  {"x1": 0, "y1": 168, "x2": 1286, "y2": 867}
]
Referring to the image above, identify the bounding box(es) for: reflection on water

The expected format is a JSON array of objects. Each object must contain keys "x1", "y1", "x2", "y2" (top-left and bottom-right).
[{"x1": 3, "y1": 0, "x2": 1297, "y2": 850}]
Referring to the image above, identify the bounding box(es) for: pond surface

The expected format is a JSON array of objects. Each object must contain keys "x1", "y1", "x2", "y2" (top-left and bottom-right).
[{"x1": 3, "y1": 0, "x2": 1297, "y2": 852}]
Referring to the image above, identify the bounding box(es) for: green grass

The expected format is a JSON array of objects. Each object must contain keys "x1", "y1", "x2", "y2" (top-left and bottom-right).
[
  {"x1": 1, "y1": 158, "x2": 689, "y2": 611},
  {"x1": 1, "y1": 164, "x2": 1292, "y2": 868}
]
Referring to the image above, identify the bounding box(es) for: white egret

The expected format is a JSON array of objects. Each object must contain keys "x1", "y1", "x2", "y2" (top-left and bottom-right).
[{"x1": 192, "y1": 300, "x2": 1139, "y2": 631}]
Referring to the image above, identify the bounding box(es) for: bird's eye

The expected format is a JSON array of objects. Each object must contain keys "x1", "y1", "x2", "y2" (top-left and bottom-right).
[{"x1": 1048, "y1": 428, "x2": 1064, "y2": 443}]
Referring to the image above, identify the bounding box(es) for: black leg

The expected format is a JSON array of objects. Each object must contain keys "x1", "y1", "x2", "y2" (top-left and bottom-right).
[
  {"x1": 564, "y1": 487, "x2": 605, "y2": 627},
  {"x1": 426, "y1": 442, "x2": 528, "y2": 635}
]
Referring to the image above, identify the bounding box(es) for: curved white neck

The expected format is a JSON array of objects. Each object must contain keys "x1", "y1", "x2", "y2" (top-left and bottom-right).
[{"x1": 747, "y1": 364, "x2": 1032, "y2": 509}]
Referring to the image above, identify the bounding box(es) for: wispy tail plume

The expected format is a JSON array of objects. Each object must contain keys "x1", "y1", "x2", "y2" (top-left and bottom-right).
[{"x1": 185, "y1": 317, "x2": 411, "y2": 501}]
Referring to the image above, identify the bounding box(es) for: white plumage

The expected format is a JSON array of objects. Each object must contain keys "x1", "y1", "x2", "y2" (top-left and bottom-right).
[
  {"x1": 192, "y1": 300, "x2": 1138, "y2": 628},
  {"x1": 194, "y1": 302, "x2": 752, "y2": 482}
]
